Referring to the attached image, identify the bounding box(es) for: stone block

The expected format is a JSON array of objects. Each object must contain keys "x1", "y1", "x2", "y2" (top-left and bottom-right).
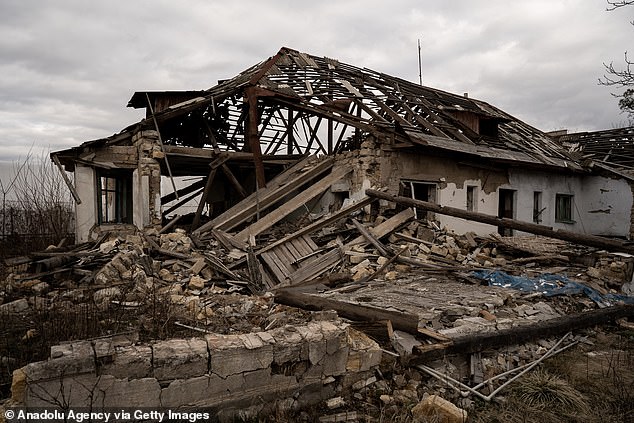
[
  {"x1": 25, "y1": 374, "x2": 98, "y2": 408},
  {"x1": 411, "y1": 394, "x2": 468, "y2": 423},
  {"x1": 25, "y1": 341, "x2": 95, "y2": 382},
  {"x1": 270, "y1": 326, "x2": 304, "y2": 365},
  {"x1": 431, "y1": 245, "x2": 448, "y2": 257},
  {"x1": 207, "y1": 334, "x2": 273, "y2": 378},
  {"x1": 346, "y1": 329, "x2": 382, "y2": 372},
  {"x1": 153, "y1": 338, "x2": 208, "y2": 381},
  {"x1": 11, "y1": 368, "x2": 26, "y2": 404},
  {"x1": 0, "y1": 299, "x2": 29, "y2": 314},
  {"x1": 100, "y1": 345, "x2": 152, "y2": 379},
  {"x1": 93, "y1": 339, "x2": 115, "y2": 365},
  {"x1": 96, "y1": 375, "x2": 161, "y2": 409},
  {"x1": 162, "y1": 373, "x2": 244, "y2": 409},
  {"x1": 322, "y1": 346, "x2": 349, "y2": 377},
  {"x1": 188, "y1": 275, "x2": 206, "y2": 290}
]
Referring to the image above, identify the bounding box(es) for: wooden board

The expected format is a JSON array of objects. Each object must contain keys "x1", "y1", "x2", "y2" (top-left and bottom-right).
[
  {"x1": 194, "y1": 155, "x2": 334, "y2": 234},
  {"x1": 233, "y1": 164, "x2": 352, "y2": 243}
]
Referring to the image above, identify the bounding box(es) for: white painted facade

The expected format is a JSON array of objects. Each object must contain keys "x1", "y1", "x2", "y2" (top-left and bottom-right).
[
  {"x1": 435, "y1": 169, "x2": 632, "y2": 237},
  {"x1": 74, "y1": 166, "x2": 153, "y2": 242},
  {"x1": 74, "y1": 165, "x2": 95, "y2": 243}
]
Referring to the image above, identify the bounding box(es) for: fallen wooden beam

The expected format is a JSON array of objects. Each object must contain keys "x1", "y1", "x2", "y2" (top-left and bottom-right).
[
  {"x1": 52, "y1": 154, "x2": 81, "y2": 204},
  {"x1": 258, "y1": 196, "x2": 375, "y2": 255},
  {"x1": 366, "y1": 189, "x2": 634, "y2": 255},
  {"x1": 410, "y1": 304, "x2": 634, "y2": 364},
  {"x1": 275, "y1": 287, "x2": 420, "y2": 334},
  {"x1": 194, "y1": 156, "x2": 334, "y2": 234},
  {"x1": 233, "y1": 165, "x2": 352, "y2": 243}
]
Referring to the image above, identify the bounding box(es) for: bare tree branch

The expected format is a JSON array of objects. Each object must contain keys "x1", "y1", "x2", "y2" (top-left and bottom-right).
[{"x1": 607, "y1": 0, "x2": 634, "y2": 10}]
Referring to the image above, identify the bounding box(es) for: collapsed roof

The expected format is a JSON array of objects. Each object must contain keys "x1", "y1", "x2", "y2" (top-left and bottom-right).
[
  {"x1": 53, "y1": 46, "x2": 583, "y2": 178},
  {"x1": 556, "y1": 126, "x2": 634, "y2": 171}
]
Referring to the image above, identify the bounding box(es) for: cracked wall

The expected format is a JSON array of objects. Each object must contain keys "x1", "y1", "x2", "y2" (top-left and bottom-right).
[{"x1": 9, "y1": 319, "x2": 381, "y2": 420}]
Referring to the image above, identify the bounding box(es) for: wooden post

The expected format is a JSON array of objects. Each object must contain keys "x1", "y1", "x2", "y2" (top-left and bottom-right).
[
  {"x1": 51, "y1": 155, "x2": 81, "y2": 204},
  {"x1": 366, "y1": 189, "x2": 634, "y2": 255},
  {"x1": 246, "y1": 87, "x2": 267, "y2": 189}
]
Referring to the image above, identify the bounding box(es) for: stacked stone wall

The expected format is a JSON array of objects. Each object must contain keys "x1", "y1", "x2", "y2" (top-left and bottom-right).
[{"x1": 9, "y1": 320, "x2": 381, "y2": 420}]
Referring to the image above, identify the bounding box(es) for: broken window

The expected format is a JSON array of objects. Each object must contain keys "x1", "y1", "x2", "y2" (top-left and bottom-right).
[
  {"x1": 97, "y1": 170, "x2": 133, "y2": 224},
  {"x1": 497, "y1": 189, "x2": 516, "y2": 236},
  {"x1": 466, "y1": 185, "x2": 477, "y2": 212},
  {"x1": 555, "y1": 194, "x2": 574, "y2": 223},
  {"x1": 533, "y1": 191, "x2": 543, "y2": 223},
  {"x1": 401, "y1": 181, "x2": 437, "y2": 220}
]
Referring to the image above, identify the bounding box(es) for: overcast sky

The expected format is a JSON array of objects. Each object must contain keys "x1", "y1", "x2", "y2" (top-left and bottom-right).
[{"x1": 0, "y1": 0, "x2": 632, "y2": 165}]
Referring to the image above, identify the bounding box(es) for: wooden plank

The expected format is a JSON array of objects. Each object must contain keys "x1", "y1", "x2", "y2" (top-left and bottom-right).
[
  {"x1": 52, "y1": 154, "x2": 81, "y2": 204},
  {"x1": 348, "y1": 208, "x2": 415, "y2": 246},
  {"x1": 287, "y1": 208, "x2": 414, "y2": 285},
  {"x1": 284, "y1": 240, "x2": 304, "y2": 260},
  {"x1": 159, "y1": 215, "x2": 183, "y2": 234},
  {"x1": 194, "y1": 156, "x2": 334, "y2": 234},
  {"x1": 411, "y1": 304, "x2": 634, "y2": 364},
  {"x1": 258, "y1": 196, "x2": 374, "y2": 254},
  {"x1": 161, "y1": 178, "x2": 205, "y2": 205},
  {"x1": 233, "y1": 165, "x2": 352, "y2": 243},
  {"x1": 287, "y1": 248, "x2": 344, "y2": 285},
  {"x1": 303, "y1": 235, "x2": 319, "y2": 251},
  {"x1": 163, "y1": 187, "x2": 203, "y2": 216},
  {"x1": 290, "y1": 237, "x2": 311, "y2": 257},
  {"x1": 220, "y1": 163, "x2": 248, "y2": 198},
  {"x1": 275, "y1": 288, "x2": 420, "y2": 335},
  {"x1": 210, "y1": 229, "x2": 234, "y2": 251},
  {"x1": 261, "y1": 251, "x2": 290, "y2": 284},
  {"x1": 273, "y1": 245, "x2": 296, "y2": 269},
  {"x1": 351, "y1": 218, "x2": 391, "y2": 257}
]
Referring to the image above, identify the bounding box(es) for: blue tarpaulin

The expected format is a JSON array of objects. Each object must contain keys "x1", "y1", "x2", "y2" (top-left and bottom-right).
[{"x1": 471, "y1": 270, "x2": 634, "y2": 308}]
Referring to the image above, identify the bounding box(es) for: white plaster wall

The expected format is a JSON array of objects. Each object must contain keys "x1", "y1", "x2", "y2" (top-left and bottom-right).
[
  {"x1": 74, "y1": 166, "x2": 96, "y2": 243},
  {"x1": 132, "y1": 170, "x2": 150, "y2": 230},
  {"x1": 435, "y1": 179, "x2": 499, "y2": 235},
  {"x1": 435, "y1": 169, "x2": 632, "y2": 237}
]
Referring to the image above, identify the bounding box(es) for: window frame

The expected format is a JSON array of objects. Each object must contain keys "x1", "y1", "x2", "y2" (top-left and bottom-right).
[
  {"x1": 555, "y1": 193, "x2": 574, "y2": 224},
  {"x1": 96, "y1": 169, "x2": 133, "y2": 225}
]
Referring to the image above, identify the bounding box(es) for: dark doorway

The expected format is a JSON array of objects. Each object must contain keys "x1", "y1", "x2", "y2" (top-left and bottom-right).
[
  {"x1": 401, "y1": 181, "x2": 437, "y2": 220},
  {"x1": 497, "y1": 189, "x2": 515, "y2": 236}
]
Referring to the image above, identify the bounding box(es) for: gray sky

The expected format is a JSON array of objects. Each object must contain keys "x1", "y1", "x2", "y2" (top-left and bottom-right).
[{"x1": 0, "y1": 0, "x2": 632, "y2": 164}]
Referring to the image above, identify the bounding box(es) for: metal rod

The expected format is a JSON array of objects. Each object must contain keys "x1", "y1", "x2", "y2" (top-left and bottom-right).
[{"x1": 417, "y1": 332, "x2": 577, "y2": 402}]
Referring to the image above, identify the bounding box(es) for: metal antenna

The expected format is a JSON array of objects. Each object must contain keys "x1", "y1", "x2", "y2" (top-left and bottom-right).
[{"x1": 418, "y1": 38, "x2": 423, "y2": 85}]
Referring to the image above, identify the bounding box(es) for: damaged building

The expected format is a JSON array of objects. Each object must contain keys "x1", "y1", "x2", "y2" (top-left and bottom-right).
[
  {"x1": 4, "y1": 48, "x2": 634, "y2": 421},
  {"x1": 51, "y1": 46, "x2": 633, "y2": 245}
]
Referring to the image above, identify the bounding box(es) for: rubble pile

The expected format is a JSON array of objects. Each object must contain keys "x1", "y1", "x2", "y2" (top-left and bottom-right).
[{"x1": 2, "y1": 200, "x2": 634, "y2": 420}]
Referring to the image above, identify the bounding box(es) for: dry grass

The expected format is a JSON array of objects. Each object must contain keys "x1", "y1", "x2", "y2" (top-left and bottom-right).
[
  {"x1": 513, "y1": 369, "x2": 590, "y2": 413},
  {"x1": 472, "y1": 329, "x2": 634, "y2": 423}
]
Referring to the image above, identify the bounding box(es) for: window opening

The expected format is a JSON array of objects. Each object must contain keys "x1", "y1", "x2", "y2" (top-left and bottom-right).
[
  {"x1": 466, "y1": 185, "x2": 477, "y2": 212},
  {"x1": 555, "y1": 194, "x2": 574, "y2": 223},
  {"x1": 533, "y1": 191, "x2": 544, "y2": 223},
  {"x1": 497, "y1": 189, "x2": 516, "y2": 236},
  {"x1": 97, "y1": 170, "x2": 133, "y2": 224}
]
